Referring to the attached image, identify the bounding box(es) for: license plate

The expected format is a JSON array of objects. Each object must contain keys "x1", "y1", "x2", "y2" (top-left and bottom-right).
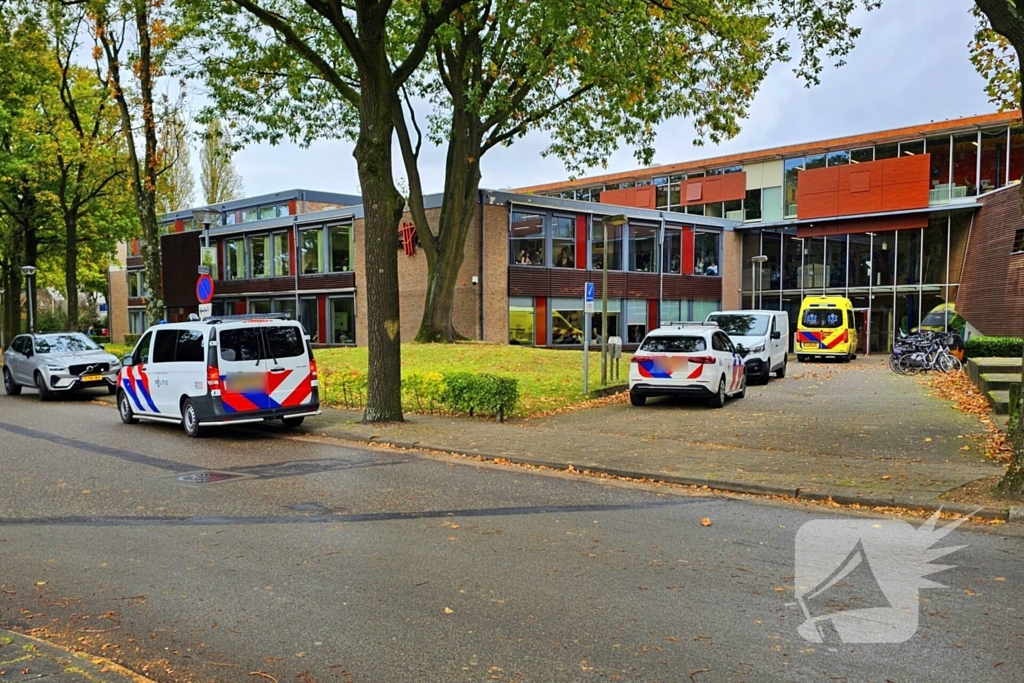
[
  {"x1": 80, "y1": 374, "x2": 102, "y2": 382},
  {"x1": 225, "y1": 373, "x2": 266, "y2": 393}
]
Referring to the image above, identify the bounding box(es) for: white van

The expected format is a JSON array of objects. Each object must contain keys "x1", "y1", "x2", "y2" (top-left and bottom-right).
[
  {"x1": 705, "y1": 310, "x2": 789, "y2": 384},
  {"x1": 117, "y1": 314, "x2": 321, "y2": 437}
]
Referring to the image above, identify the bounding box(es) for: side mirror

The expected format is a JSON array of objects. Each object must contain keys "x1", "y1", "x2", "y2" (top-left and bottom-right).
[
  {"x1": 24, "y1": 348, "x2": 32, "y2": 358},
  {"x1": 771, "y1": 330, "x2": 781, "y2": 340},
  {"x1": 736, "y1": 345, "x2": 750, "y2": 358},
  {"x1": 99, "y1": 344, "x2": 106, "y2": 350},
  {"x1": 122, "y1": 355, "x2": 135, "y2": 367}
]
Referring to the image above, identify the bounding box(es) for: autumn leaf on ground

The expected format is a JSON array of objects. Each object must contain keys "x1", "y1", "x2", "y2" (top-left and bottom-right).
[
  {"x1": 443, "y1": 607, "x2": 454, "y2": 614},
  {"x1": 700, "y1": 517, "x2": 712, "y2": 527}
]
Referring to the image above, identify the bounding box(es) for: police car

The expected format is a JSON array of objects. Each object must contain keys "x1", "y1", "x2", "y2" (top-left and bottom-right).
[
  {"x1": 117, "y1": 314, "x2": 320, "y2": 437},
  {"x1": 628, "y1": 322, "x2": 746, "y2": 408}
]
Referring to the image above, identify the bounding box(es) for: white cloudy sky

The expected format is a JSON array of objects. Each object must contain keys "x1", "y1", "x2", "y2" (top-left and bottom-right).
[{"x1": 227, "y1": 0, "x2": 997, "y2": 199}]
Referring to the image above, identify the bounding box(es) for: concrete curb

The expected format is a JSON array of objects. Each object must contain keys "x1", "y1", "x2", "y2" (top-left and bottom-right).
[
  {"x1": 337, "y1": 433, "x2": 1010, "y2": 521},
  {"x1": 0, "y1": 628, "x2": 157, "y2": 683}
]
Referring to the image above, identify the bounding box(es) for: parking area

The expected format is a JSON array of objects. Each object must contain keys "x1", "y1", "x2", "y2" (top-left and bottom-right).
[{"x1": 314, "y1": 355, "x2": 1005, "y2": 504}]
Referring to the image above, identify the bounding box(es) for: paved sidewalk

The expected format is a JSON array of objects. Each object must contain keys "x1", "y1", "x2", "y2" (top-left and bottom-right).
[
  {"x1": 310, "y1": 357, "x2": 1008, "y2": 517},
  {"x1": 0, "y1": 629, "x2": 153, "y2": 682}
]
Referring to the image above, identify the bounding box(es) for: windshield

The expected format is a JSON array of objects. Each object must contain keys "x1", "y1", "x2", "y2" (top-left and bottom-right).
[
  {"x1": 34, "y1": 334, "x2": 101, "y2": 354},
  {"x1": 639, "y1": 336, "x2": 706, "y2": 353},
  {"x1": 707, "y1": 314, "x2": 769, "y2": 337},
  {"x1": 921, "y1": 311, "x2": 949, "y2": 326},
  {"x1": 220, "y1": 325, "x2": 306, "y2": 362},
  {"x1": 802, "y1": 309, "x2": 843, "y2": 329}
]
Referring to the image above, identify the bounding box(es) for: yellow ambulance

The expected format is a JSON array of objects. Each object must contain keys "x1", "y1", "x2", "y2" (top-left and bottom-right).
[{"x1": 795, "y1": 296, "x2": 858, "y2": 362}]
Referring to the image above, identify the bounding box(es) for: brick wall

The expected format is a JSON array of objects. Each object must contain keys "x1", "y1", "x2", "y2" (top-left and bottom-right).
[
  {"x1": 355, "y1": 201, "x2": 493, "y2": 346},
  {"x1": 958, "y1": 185, "x2": 1024, "y2": 336},
  {"x1": 722, "y1": 231, "x2": 741, "y2": 309},
  {"x1": 482, "y1": 203, "x2": 509, "y2": 343},
  {"x1": 106, "y1": 269, "x2": 128, "y2": 343}
]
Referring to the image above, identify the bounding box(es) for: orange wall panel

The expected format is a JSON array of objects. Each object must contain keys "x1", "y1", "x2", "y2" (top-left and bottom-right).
[
  {"x1": 534, "y1": 296, "x2": 547, "y2": 346},
  {"x1": 599, "y1": 186, "x2": 657, "y2": 209},
  {"x1": 798, "y1": 154, "x2": 930, "y2": 220},
  {"x1": 678, "y1": 172, "x2": 746, "y2": 206}
]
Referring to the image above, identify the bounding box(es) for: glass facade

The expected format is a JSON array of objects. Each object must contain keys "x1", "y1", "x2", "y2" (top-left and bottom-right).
[
  {"x1": 330, "y1": 296, "x2": 355, "y2": 344},
  {"x1": 301, "y1": 229, "x2": 322, "y2": 274},
  {"x1": 511, "y1": 212, "x2": 545, "y2": 266},
  {"x1": 225, "y1": 238, "x2": 243, "y2": 279},
  {"x1": 273, "y1": 232, "x2": 290, "y2": 277},
  {"x1": 739, "y1": 210, "x2": 973, "y2": 353},
  {"x1": 591, "y1": 218, "x2": 622, "y2": 270},
  {"x1": 509, "y1": 296, "x2": 534, "y2": 345},
  {"x1": 628, "y1": 224, "x2": 658, "y2": 272},
  {"x1": 329, "y1": 224, "x2": 352, "y2": 272},
  {"x1": 551, "y1": 215, "x2": 575, "y2": 268},
  {"x1": 250, "y1": 235, "x2": 269, "y2": 278},
  {"x1": 694, "y1": 232, "x2": 720, "y2": 275}
]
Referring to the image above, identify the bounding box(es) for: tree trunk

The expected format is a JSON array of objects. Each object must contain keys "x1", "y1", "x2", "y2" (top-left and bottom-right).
[
  {"x1": 414, "y1": 111, "x2": 482, "y2": 343},
  {"x1": 355, "y1": 47, "x2": 404, "y2": 423},
  {"x1": 65, "y1": 216, "x2": 78, "y2": 330}
]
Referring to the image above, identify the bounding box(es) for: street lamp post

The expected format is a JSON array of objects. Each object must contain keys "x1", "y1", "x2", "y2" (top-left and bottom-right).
[
  {"x1": 751, "y1": 255, "x2": 768, "y2": 308},
  {"x1": 0, "y1": 287, "x2": 5, "y2": 348},
  {"x1": 602, "y1": 214, "x2": 628, "y2": 386},
  {"x1": 191, "y1": 209, "x2": 221, "y2": 251},
  {"x1": 21, "y1": 265, "x2": 36, "y2": 334}
]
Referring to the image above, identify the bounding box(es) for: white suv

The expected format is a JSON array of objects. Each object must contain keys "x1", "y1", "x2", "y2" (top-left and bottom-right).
[
  {"x1": 628, "y1": 323, "x2": 746, "y2": 408},
  {"x1": 117, "y1": 314, "x2": 320, "y2": 437}
]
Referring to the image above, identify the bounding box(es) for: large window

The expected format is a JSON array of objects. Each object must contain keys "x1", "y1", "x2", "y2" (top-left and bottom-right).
[
  {"x1": 591, "y1": 218, "x2": 622, "y2": 270},
  {"x1": 273, "y1": 232, "x2": 290, "y2": 277},
  {"x1": 659, "y1": 299, "x2": 688, "y2": 324},
  {"x1": 692, "y1": 300, "x2": 720, "y2": 321},
  {"x1": 225, "y1": 238, "x2": 244, "y2": 279},
  {"x1": 274, "y1": 298, "x2": 297, "y2": 320},
  {"x1": 761, "y1": 186, "x2": 782, "y2": 223},
  {"x1": 980, "y1": 128, "x2": 1007, "y2": 192},
  {"x1": 922, "y1": 217, "x2": 947, "y2": 283},
  {"x1": 782, "y1": 234, "x2": 802, "y2": 290},
  {"x1": 927, "y1": 135, "x2": 951, "y2": 203},
  {"x1": 626, "y1": 299, "x2": 648, "y2": 343},
  {"x1": 250, "y1": 235, "x2": 270, "y2": 278},
  {"x1": 509, "y1": 296, "x2": 534, "y2": 345},
  {"x1": 551, "y1": 216, "x2": 575, "y2": 268},
  {"x1": 329, "y1": 224, "x2": 352, "y2": 272},
  {"x1": 825, "y1": 236, "x2": 846, "y2": 289},
  {"x1": 848, "y1": 234, "x2": 872, "y2": 288},
  {"x1": 896, "y1": 228, "x2": 921, "y2": 286},
  {"x1": 784, "y1": 158, "x2": 802, "y2": 217},
  {"x1": 301, "y1": 228, "x2": 322, "y2": 274},
  {"x1": 952, "y1": 132, "x2": 979, "y2": 196},
  {"x1": 591, "y1": 299, "x2": 621, "y2": 344},
  {"x1": 259, "y1": 206, "x2": 276, "y2": 220},
  {"x1": 330, "y1": 296, "x2": 356, "y2": 344},
  {"x1": 127, "y1": 271, "x2": 144, "y2": 298},
  {"x1": 128, "y1": 310, "x2": 146, "y2": 335},
  {"x1": 510, "y1": 212, "x2": 545, "y2": 266},
  {"x1": 663, "y1": 228, "x2": 681, "y2": 274},
  {"x1": 872, "y1": 231, "x2": 895, "y2": 287},
  {"x1": 744, "y1": 189, "x2": 762, "y2": 222},
  {"x1": 629, "y1": 224, "x2": 658, "y2": 272},
  {"x1": 694, "y1": 232, "x2": 720, "y2": 276},
  {"x1": 551, "y1": 298, "x2": 583, "y2": 345},
  {"x1": 899, "y1": 140, "x2": 924, "y2": 157},
  {"x1": 1009, "y1": 126, "x2": 1024, "y2": 184},
  {"x1": 249, "y1": 298, "x2": 271, "y2": 314},
  {"x1": 851, "y1": 147, "x2": 874, "y2": 163}
]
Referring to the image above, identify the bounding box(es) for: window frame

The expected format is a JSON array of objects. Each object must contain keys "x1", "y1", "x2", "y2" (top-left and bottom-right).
[
  {"x1": 300, "y1": 227, "x2": 324, "y2": 275},
  {"x1": 225, "y1": 237, "x2": 245, "y2": 280},
  {"x1": 510, "y1": 211, "x2": 547, "y2": 267},
  {"x1": 1013, "y1": 229, "x2": 1024, "y2": 254},
  {"x1": 249, "y1": 234, "x2": 271, "y2": 279}
]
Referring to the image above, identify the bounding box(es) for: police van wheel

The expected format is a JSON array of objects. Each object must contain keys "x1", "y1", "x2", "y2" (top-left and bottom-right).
[
  {"x1": 709, "y1": 377, "x2": 726, "y2": 409},
  {"x1": 182, "y1": 399, "x2": 202, "y2": 438},
  {"x1": 736, "y1": 375, "x2": 746, "y2": 399},
  {"x1": 282, "y1": 416, "x2": 305, "y2": 428},
  {"x1": 629, "y1": 391, "x2": 646, "y2": 407},
  {"x1": 118, "y1": 391, "x2": 138, "y2": 425}
]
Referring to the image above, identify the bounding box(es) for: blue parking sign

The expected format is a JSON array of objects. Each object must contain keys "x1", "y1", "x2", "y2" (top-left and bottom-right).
[{"x1": 584, "y1": 282, "x2": 595, "y2": 313}]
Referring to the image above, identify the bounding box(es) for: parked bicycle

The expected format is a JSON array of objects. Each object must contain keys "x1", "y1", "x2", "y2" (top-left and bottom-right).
[{"x1": 889, "y1": 330, "x2": 963, "y2": 375}]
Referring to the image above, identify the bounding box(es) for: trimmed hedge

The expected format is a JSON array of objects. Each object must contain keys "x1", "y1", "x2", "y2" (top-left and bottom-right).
[
  {"x1": 1011, "y1": 384, "x2": 1021, "y2": 435},
  {"x1": 965, "y1": 336, "x2": 1023, "y2": 359},
  {"x1": 319, "y1": 368, "x2": 519, "y2": 421}
]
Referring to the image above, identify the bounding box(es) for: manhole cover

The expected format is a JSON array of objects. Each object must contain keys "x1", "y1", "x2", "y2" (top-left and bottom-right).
[{"x1": 174, "y1": 470, "x2": 250, "y2": 485}]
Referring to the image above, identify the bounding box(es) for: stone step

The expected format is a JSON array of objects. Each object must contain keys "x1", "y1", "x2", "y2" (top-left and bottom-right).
[
  {"x1": 987, "y1": 389, "x2": 1010, "y2": 415},
  {"x1": 979, "y1": 372, "x2": 1022, "y2": 393},
  {"x1": 967, "y1": 357, "x2": 1022, "y2": 385}
]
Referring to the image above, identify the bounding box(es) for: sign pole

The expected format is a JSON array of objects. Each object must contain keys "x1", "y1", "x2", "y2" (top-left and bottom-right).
[{"x1": 583, "y1": 282, "x2": 594, "y2": 395}]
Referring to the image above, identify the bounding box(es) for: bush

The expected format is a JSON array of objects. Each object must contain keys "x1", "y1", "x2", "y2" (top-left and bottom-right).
[
  {"x1": 317, "y1": 368, "x2": 519, "y2": 420},
  {"x1": 122, "y1": 333, "x2": 141, "y2": 347},
  {"x1": 439, "y1": 371, "x2": 519, "y2": 421},
  {"x1": 965, "y1": 336, "x2": 1023, "y2": 358},
  {"x1": 1011, "y1": 384, "x2": 1021, "y2": 435}
]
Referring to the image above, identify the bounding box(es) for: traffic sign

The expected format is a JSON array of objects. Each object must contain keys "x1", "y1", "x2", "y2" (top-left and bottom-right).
[
  {"x1": 196, "y1": 273, "x2": 215, "y2": 304},
  {"x1": 198, "y1": 303, "x2": 212, "y2": 320},
  {"x1": 584, "y1": 282, "x2": 595, "y2": 313}
]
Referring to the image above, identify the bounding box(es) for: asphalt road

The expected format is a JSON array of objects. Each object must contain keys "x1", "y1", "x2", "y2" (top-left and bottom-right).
[{"x1": 0, "y1": 390, "x2": 1021, "y2": 683}]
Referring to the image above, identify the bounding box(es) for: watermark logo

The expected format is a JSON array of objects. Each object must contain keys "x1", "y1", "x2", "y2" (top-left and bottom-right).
[{"x1": 793, "y1": 510, "x2": 975, "y2": 644}]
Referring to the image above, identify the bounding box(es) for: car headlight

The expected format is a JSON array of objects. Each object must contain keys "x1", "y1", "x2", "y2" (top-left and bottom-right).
[
  {"x1": 748, "y1": 343, "x2": 766, "y2": 354},
  {"x1": 46, "y1": 365, "x2": 67, "y2": 372}
]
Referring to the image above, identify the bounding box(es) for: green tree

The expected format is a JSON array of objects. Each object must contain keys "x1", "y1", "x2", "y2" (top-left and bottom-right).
[
  {"x1": 36, "y1": 1, "x2": 135, "y2": 328},
  {"x1": 180, "y1": 0, "x2": 477, "y2": 422},
  {"x1": 87, "y1": 0, "x2": 180, "y2": 326},
  {"x1": 970, "y1": 1, "x2": 1024, "y2": 498},
  {"x1": 156, "y1": 108, "x2": 196, "y2": 213},
  {"x1": 199, "y1": 117, "x2": 243, "y2": 204}
]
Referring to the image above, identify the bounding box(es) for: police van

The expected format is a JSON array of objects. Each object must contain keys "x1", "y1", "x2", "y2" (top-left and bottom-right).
[{"x1": 117, "y1": 314, "x2": 320, "y2": 437}]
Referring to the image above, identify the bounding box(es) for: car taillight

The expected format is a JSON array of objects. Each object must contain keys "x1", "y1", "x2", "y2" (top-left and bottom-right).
[
  {"x1": 207, "y1": 365, "x2": 221, "y2": 394},
  {"x1": 309, "y1": 358, "x2": 319, "y2": 386},
  {"x1": 689, "y1": 355, "x2": 716, "y2": 364},
  {"x1": 630, "y1": 355, "x2": 651, "y2": 364}
]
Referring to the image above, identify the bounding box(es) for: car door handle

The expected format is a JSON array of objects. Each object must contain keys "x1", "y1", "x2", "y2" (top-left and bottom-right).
[{"x1": 269, "y1": 367, "x2": 287, "y2": 373}]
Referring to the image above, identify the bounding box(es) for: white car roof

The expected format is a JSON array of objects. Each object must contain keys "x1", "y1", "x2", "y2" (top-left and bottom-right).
[{"x1": 646, "y1": 323, "x2": 718, "y2": 338}]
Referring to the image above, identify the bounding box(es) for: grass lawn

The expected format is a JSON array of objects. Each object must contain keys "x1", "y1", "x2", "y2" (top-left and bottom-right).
[{"x1": 315, "y1": 342, "x2": 630, "y2": 416}]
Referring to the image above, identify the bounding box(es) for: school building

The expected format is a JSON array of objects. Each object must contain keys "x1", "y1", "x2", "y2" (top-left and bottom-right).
[{"x1": 121, "y1": 111, "x2": 1024, "y2": 352}]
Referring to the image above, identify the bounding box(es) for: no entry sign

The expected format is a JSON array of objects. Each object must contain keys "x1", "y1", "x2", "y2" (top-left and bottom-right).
[{"x1": 196, "y1": 273, "x2": 215, "y2": 304}]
